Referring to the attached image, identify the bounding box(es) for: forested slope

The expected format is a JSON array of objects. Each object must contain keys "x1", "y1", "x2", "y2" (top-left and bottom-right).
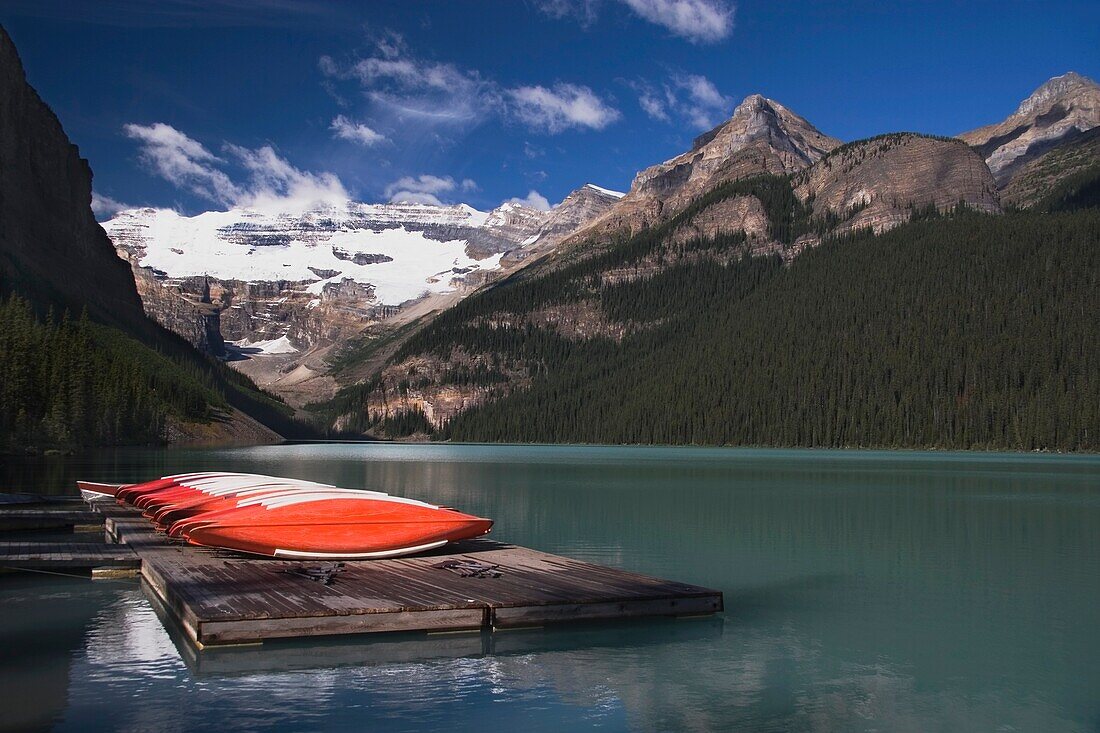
[
  {"x1": 436, "y1": 210, "x2": 1098, "y2": 450},
  {"x1": 320, "y1": 198, "x2": 1099, "y2": 451}
]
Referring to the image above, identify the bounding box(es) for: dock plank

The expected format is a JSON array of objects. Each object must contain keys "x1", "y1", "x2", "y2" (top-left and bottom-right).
[{"x1": 84, "y1": 503, "x2": 724, "y2": 646}]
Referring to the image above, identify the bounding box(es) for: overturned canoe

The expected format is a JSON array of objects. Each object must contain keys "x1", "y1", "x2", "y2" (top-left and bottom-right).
[
  {"x1": 78, "y1": 473, "x2": 492, "y2": 559},
  {"x1": 176, "y1": 492, "x2": 493, "y2": 559}
]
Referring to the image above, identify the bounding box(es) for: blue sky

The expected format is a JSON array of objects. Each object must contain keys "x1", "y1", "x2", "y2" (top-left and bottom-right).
[{"x1": 3, "y1": 0, "x2": 1098, "y2": 218}]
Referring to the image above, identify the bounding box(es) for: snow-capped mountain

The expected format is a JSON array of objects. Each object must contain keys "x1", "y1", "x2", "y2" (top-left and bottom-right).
[
  {"x1": 100, "y1": 185, "x2": 622, "y2": 394},
  {"x1": 104, "y1": 201, "x2": 524, "y2": 307}
]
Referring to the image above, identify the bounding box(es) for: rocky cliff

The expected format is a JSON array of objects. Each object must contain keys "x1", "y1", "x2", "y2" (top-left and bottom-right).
[
  {"x1": 997, "y1": 127, "x2": 1100, "y2": 208},
  {"x1": 0, "y1": 27, "x2": 150, "y2": 334},
  {"x1": 572, "y1": 95, "x2": 840, "y2": 240},
  {"x1": 0, "y1": 25, "x2": 288, "y2": 447},
  {"x1": 960, "y1": 72, "x2": 1100, "y2": 185},
  {"x1": 793, "y1": 133, "x2": 1001, "y2": 233}
]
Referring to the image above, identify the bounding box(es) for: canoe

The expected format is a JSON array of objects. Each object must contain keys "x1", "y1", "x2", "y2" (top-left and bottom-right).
[
  {"x1": 175, "y1": 492, "x2": 493, "y2": 559},
  {"x1": 133, "y1": 475, "x2": 346, "y2": 512},
  {"x1": 152, "y1": 485, "x2": 386, "y2": 530},
  {"x1": 78, "y1": 481, "x2": 126, "y2": 501},
  {"x1": 76, "y1": 472, "x2": 492, "y2": 559}
]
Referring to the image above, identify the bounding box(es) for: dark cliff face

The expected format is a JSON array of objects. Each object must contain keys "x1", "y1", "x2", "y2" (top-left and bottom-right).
[{"x1": 0, "y1": 26, "x2": 148, "y2": 332}]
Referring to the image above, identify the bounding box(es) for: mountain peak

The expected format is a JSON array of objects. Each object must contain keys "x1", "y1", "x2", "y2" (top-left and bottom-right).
[
  {"x1": 1015, "y1": 71, "x2": 1099, "y2": 117},
  {"x1": 961, "y1": 71, "x2": 1100, "y2": 182},
  {"x1": 731, "y1": 93, "x2": 784, "y2": 119}
]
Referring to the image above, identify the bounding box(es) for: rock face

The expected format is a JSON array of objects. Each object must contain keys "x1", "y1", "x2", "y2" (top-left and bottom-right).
[
  {"x1": 0, "y1": 25, "x2": 284, "y2": 445},
  {"x1": 998, "y1": 127, "x2": 1100, "y2": 208},
  {"x1": 669, "y1": 194, "x2": 770, "y2": 245},
  {"x1": 128, "y1": 266, "x2": 225, "y2": 356},
  {"x1": 0, "y1": 26, "x2": 149, "y2": 335},
  {"x1": 960, "y1": 72, "x2": 1100, "y2": 184},
  {"x1": 794, "y1": 133, "x2": 1001, "y2": 233},
  {"x1": 502, "y1": 184, "x2": 624, "y2": 266},
  {"x1": 576, "y1": 95, "x2": 841, "y2": 239}
]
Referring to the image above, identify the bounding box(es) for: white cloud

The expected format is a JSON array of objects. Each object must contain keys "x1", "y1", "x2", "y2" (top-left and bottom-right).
[
  {"x1": 91, "y1": 192, "x2": 131, "y2": 220},
  {"x1": 321, "y1": 35, "x2": 618, "y2": 138},
  {"x1": 225, "y1": 143, "x2": 348, "y2": 214},
  {"x1": 330, "y1": 115, "x2": 386, "y2": 146},
  {"x1": 633, "y1": 73, "x2": 732, "y2": 129},
  {"x1": 505, "y1": 190, "x2": 552, "y2": 211},
  {"x1": 508, "y1": 83, "x2": 621, "y2": 133},
  {"x1": 620, "y1": 0, "x2": 733, "y2": 42},
  {"x1": 536, "y1": 0, "x2": 734, "y2": 43},
  {"x1": 638, "y1": 91, "x2": 670, "y2": 121},
  {"x1": 124, "y1": 122, "x2": 240, "y2": 204},
  {"x1": 383, "y1": 174, "x2": 476, "y2": 205},
  {"x1": 124, "y1": 122, "x2": 347, "y2": 214},
  {"x1": 323, "y1": 36, "x2": 497, "y2": 129}
]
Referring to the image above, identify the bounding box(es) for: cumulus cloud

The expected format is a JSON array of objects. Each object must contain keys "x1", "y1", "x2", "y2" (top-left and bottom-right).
[
  {"x1": 537, "y1": 0, "x2": 734, "y2": 43},
  {"x1": 633, "y1": 72, "x2": 732, "y2": 129},
  {"x1": 508, "y1": 83, "x2": 621, "y2": 133},
  {"x1": 124, "y1": 122, "x2": 240, "y2": 204},
  {"x1": 124, "y1": 122, "x2": 347, "y2": 214},
  {"x1": 320, "y1": 34, "x2": 619, "y2": 138},
  {"x1": 383, "y1": 174, "x2": 476, "y2": 206},
  {"x1": 505, "y1": 190, "x2": 552, "y2": 211},
  {"x1": 224, "y1": 143, "x2": 347, "y2": 213},
  {"x1": 330, "y1": 115, "x2": 386, "y2": 146},
  {"x1": 621, "y1": 0, "x2": 733, "y2": 43},
  {"x1": 91, "y1": 192, "x2": 131, "y2": 220}
]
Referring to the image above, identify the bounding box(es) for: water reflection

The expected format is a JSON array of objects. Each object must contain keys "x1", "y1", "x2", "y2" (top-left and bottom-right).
[{"x1": 1, "y1": 446, "x2": 1098, "y2": 731}]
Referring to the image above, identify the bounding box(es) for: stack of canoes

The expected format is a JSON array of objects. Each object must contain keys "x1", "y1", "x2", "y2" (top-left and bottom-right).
[{"x1": 77, "y1": 473, "x2": 493, "y2": 559}]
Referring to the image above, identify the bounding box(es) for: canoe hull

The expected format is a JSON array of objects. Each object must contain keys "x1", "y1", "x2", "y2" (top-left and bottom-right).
[{"x1": 77, "y1": 473, "x2": 492, "y2": 560}]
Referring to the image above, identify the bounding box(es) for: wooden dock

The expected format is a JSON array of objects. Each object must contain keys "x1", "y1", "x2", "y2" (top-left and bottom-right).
[
  {"x1": 0, "y1": 505, "x2": 101, "y2": 532},
  {"x1": 2, "y1": 497, "x2": 723, "y2": 648},
  {"x1": 0, "y1": 539, "x2": 140, "y2": 576},
  {"x1": 101, "y1": 503, "x2": 722, "y2": 647}
]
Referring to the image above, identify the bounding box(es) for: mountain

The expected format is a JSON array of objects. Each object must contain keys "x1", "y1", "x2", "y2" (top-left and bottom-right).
[
  {"x1": 792, "y1": 133, "x2": 1001, "y2": 233},
  {"x1": 101, "y1": 183, "x2": 621, "y2": 404},
  {"x1": 310, "y1": 93, "x2": 1037, "y2": 442},
  {"x1": 960, "y1": 72, "x2": 1100, "y2": 185},
  {"x1": 0, "y1": 27, "x2": 149, "y2": 336},
  {"x1": 0, "y1": 25, "x2": 292, "y2": 451},
  {"x1": 571, "y1": 94, "x2": 841, "y2": 241}
]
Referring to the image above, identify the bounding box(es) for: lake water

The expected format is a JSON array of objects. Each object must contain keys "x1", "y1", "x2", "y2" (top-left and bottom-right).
[{"x1": 1, "y1": 444, "x2": 1098, "y2": 732}]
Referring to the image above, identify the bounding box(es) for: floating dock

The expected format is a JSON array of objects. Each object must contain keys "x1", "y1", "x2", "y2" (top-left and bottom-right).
[{"x1": 1, "y1": 498, "x2": 723, "y2": 648}]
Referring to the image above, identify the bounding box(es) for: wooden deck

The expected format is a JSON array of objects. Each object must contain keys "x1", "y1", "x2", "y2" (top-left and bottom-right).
[
  {"x1": 0, "y1": 539, "x2": 140, "y2": 576},
  {"x1": 0, "y1": 506, "x2": 102, "y2": 532},
  {"x1": 96, "y1": 503, "x2": 722, "y2": 648}
]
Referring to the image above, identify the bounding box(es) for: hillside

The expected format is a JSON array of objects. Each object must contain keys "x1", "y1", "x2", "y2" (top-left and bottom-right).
[
  {"x1": 310, "y1": 120, "x2": 1021, "y2": 441},
  {"x1": 315, "y1": 205, "x2": 1098, "y2": 451},
  {"x1": 0, "y1": 25, "x2": 296, "y2": 451}
]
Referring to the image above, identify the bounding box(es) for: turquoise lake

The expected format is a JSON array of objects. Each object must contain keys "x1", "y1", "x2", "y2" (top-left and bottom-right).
[{"x1": 1, "y1": 444, "x2": 1098, "y2": 731}]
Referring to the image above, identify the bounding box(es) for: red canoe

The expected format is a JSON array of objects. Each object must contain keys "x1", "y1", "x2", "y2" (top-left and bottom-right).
[
  {"x1": 153, "y1": 485, "x2": 383, "y2": 530},
  {"x1": 77, "y1": 472, "x2": 491, "y2": 559},
  {"x1": 175, "y1": 492, "x2": 493, "y2": 559}
]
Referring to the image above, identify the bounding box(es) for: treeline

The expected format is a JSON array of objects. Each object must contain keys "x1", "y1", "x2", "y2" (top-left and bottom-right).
[
  {"x1": 434, "y1": 209, "x2": 1099, "y2": 451},
  {"x1": 0, "y1": 293, "x2": 225, "y2": 451}
]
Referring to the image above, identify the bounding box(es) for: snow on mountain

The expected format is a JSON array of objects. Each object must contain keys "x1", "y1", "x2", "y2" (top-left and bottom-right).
[
  {"x1": 103, "y1": 200, "x2": 522, "y2": 306},
  {"x1": 584, "y1": 183, "x2": 625, "y2": 198},
  {"x1": 100, "y1": 186, "x2": 622, "y2": 383}
]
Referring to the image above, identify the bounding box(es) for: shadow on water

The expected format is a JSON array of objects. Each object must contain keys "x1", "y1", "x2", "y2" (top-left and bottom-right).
[{"x1": 0, "y1": 575, "x2": 125, "y2": 733}]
